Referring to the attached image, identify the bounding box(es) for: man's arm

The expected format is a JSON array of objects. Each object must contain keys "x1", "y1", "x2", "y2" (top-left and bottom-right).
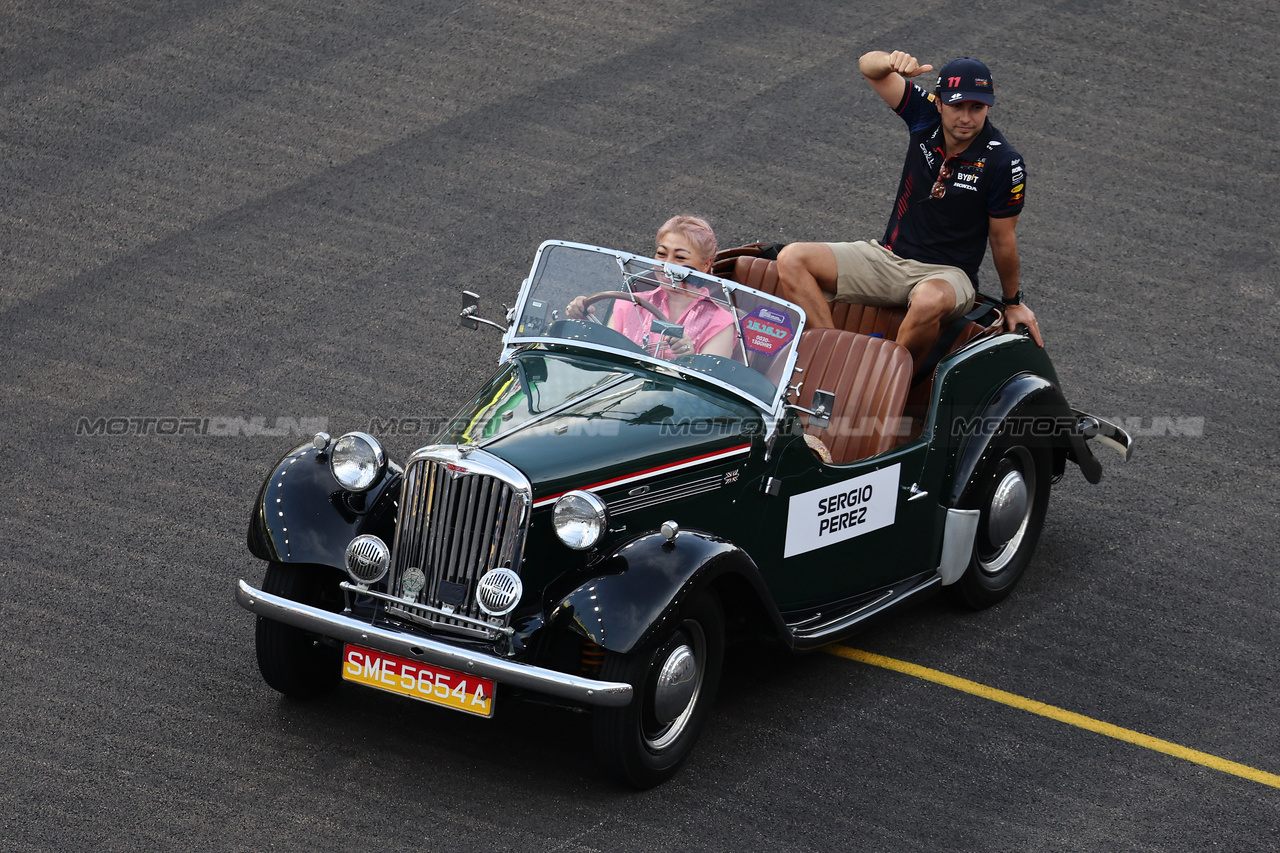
[
  {"x1": 859, "y1": 50, "x2": 934, "y2": 109},
  {"x1": 988, "y1": 214, "x2": 1043, "y2": 346}
]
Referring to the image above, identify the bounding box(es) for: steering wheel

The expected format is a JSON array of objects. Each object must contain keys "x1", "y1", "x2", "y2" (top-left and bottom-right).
[{"x1": 580, "y1": 290, "x2": 669, "y2": 324}]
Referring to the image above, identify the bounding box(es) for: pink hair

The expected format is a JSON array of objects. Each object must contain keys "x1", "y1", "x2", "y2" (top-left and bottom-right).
[{"x1": 657, "y1": 215, "x2": 718, "y2": 266}]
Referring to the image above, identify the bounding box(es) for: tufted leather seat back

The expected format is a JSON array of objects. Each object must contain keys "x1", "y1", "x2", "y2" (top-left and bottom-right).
[
  {"x1": 725, "y1": 256, "x2": 782, "y2": 296},
  {"x1": 724, "y1": 256, "x2": 908, "y2": 338},
  {"x1": 724, "y1": 255, "x2": 964, "y2": 341},
  {"x1": 718, "y1": 254, "x2": 996, "y2": 418},
  {"x1": 790, "y1": 328, "x2": 913, "y2": 464}
]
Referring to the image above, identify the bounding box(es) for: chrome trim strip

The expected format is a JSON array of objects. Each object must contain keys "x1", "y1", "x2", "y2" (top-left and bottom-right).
[
  {"x1": 1072, "y1": 409, "x2": 1134, "y2": 461},
  {"x1": 236, "y1": 580, "x2": 633, "y2": 708},
  {"x1": 532, "y1": 444, "x2": 751, "y2": 508},
  {"x1": 789, "y1": 575, "x2": 941, "y2": 647},
  {"x1": 607, "y1": 473, "x2": 724, "y2": 515},
  {"x1": 787, "y1": 590, "x2": 893, "y2": 636},
  {"x1": 938, "y1": 508, "x2": 980, "y2": 586}
]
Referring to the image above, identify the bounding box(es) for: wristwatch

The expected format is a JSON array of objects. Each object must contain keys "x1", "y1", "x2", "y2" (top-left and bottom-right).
[{"x1": 1002, "y1": 289, "x2": 1023, "y2": 306}]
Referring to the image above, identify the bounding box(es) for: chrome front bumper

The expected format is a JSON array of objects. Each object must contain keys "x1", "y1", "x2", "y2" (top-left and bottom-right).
[{"x1": 235, "y1": 579, "x2": 633, "y2": 708}]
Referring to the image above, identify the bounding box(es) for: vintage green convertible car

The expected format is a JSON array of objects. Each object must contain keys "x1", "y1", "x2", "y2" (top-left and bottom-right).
[{"x1": 235, "y1": 240, "x2": 1130, "y2": 787}]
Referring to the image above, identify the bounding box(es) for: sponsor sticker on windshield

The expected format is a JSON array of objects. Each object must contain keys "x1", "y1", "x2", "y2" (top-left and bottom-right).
[
  {"x1": 741, "y1": 306, "x2": 794, "y2": 357},
  {"x1": 783, "y1": 464, "x2": 900, "y2": 557}
]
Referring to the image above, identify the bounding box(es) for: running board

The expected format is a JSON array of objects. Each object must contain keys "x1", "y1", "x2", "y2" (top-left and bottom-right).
[{"x1": 786, "y1": 574, "x2": 941, "y2": 651}]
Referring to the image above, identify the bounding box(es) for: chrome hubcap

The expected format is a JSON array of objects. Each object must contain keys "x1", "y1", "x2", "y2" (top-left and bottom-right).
[
  {"x1": 644, "y1": 622, "x2": 705, "y2": 751},
  {"x1": 652, "y1": 644, "x2": 698, "y2": 725},
  {"x1": 978, "y1": 447, "x2": 1036, "y2": 576},
  {"x1": 987, "y1": 469, "x2": 1028, "y2": 547}
]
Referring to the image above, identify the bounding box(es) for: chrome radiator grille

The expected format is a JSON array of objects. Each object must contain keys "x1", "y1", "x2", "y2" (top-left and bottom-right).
[{"x1": 387, "y1": 448, "x2": 531, "y2": 638}]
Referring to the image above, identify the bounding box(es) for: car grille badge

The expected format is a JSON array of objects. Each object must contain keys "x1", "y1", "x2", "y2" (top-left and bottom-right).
[{"x1": 400, "y1": 567, "x2": 426, "y2": 601}]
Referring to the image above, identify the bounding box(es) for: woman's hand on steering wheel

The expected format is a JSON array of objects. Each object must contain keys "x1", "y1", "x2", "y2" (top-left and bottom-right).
[{"x1": 566, "y1": 295, "x2": 603, "y2": 324}]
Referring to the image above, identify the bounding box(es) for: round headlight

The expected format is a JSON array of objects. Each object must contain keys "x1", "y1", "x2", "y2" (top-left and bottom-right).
[
  {"x1": 329, "y1": 431, "x2": 386, "y2": 492},
  {"x1": 345, "y1": 534, "x2": 390, "y2": 584},
  {"x1": 553, "y1": 490, "x2": 608, "y2": 551}
]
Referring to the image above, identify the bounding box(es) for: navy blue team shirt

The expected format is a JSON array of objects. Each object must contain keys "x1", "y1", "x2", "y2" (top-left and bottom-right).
[{"x1": 881, "y1": 83, "x2": 1025, "y2": 288}]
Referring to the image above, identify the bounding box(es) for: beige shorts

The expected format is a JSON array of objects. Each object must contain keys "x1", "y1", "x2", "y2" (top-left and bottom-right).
[{"x1": 826, "y1": 240, "x2": 975, "y2": 322}]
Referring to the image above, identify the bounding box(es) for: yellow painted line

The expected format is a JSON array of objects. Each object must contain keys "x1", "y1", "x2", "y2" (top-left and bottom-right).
[{"x1": 826, "y1": 645, "x2": 1280, "y2": 790}]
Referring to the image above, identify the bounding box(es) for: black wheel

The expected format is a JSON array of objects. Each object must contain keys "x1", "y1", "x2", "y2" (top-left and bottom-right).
[
  {"x1": 254, "y1": 561, "x2": 344, "y2": 698},
  {"x1": 948, "y1": 434, "x2": 1052, "y2": 610},
  {"x1": 592, "y1": 590, "x2": 724, "y2": 789}
]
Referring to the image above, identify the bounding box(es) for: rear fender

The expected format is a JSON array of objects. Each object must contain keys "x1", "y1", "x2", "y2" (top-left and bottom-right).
[
  {"x1": 247, "y1": 443, "x2": 401, "y2": 570},
  {"x1": 948, "y1": 373, "x2": 1101, "y2": 508},
  {"x1": 546, "y1": 530, "x2": 780, "y2": 656}
]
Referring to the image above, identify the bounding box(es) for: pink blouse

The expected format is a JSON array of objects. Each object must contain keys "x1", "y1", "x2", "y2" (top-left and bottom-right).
[{"x1": 611, "y1": 285, "x2": 734, "y2": 357}]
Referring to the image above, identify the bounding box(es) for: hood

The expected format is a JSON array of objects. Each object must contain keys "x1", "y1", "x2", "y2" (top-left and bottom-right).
[{"x1": 434, "y1": 351, "x2": 760, "y2": 499}]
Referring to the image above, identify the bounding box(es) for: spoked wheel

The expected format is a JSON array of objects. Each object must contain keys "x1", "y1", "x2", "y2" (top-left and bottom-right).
[
  {"x1": 592, "y1": 590, "x2": 724, "y2": 789},
  {"x1": 949, "y1": 434, "x2": 1052, "y2": 610},
  {"x1": 254, "y1": 561, "x2": 344, "y2": 698}
]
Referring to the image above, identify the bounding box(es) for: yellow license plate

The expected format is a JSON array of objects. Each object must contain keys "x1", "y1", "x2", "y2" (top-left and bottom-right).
[{"x1": 342, "y1": 644, "x2": 495, "y2": 718}]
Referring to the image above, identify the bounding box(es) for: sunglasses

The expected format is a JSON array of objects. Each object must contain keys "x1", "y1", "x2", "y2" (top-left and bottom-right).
[{"x1": 929, "y1": 159, "x2": 954, "y2": 199}]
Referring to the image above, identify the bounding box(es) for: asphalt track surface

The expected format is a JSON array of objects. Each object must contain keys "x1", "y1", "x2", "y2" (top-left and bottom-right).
[{"x1": 3, "y1": 1, "x2": 1278, "y2": 850}]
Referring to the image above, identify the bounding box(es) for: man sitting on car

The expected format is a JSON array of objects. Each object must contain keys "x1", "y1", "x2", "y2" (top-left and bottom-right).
[{"x1": 777, "y1": 51, "x2": 1042, "y2": 372}]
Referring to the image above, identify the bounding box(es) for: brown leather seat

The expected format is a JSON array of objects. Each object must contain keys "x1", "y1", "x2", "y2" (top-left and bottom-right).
[
  {"x1": 791, "y1": 328, "x2": 913, "y2": 464},
  {"x1": 722, "y1": 254, "x2": 989, "y2": 344},
  {"x1": 724, "y1": 255, "x2": 782, "y2": 297},
  {"x1": 718, "y1": 253, "x2": 997, "y2": 417}
]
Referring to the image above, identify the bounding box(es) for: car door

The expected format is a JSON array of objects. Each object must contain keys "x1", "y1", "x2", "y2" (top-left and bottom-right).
[{"x1": 747, "y1": 432, "x2": 941, "y2": 613}]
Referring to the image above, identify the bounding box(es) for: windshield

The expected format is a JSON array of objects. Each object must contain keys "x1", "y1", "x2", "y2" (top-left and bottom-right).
[{"x1": 505, "y1": 241, "x2": 804, "y2": 411}]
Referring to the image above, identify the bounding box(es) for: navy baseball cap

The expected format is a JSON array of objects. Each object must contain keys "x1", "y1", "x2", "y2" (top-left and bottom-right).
[{"x1": 936, "y1": 57, "x2": 994, "y2": 106}]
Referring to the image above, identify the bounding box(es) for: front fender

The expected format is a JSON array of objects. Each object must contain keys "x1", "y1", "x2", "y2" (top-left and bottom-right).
[
  {"x1": 546, "y1": 530, "x2": 774, "y2": 656},
  {"x1": 247, "y1": 443, "x2": 401, "y2": 569},
  {"x1": 948, "y1": 373, "x2": 1101, "y2": 507}
]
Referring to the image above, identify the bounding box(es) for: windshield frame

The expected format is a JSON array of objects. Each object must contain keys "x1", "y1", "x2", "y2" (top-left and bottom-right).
[{"x1": 500, "y1": 240, "x2": 806, "y2": 417}]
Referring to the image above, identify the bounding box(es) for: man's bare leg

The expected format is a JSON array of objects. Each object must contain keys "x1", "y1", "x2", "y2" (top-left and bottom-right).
[
  {"x1": 779, "y1": 248, "x2": 954, "y2": 374},
  {"x1": 777, "y1": 242, "x2": 838, "y2": 328},
  {"x1": 895, "y1": 278, "x2": 953, "y2": 368}
]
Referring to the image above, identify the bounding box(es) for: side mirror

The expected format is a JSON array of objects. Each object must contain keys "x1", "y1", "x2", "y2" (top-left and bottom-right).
[
  {"x1": 459, "y1": 291, "x2": 481, "y2": 330},
  {"x1": 459, "y1": 291, "x2": 508, "y2": 332}
]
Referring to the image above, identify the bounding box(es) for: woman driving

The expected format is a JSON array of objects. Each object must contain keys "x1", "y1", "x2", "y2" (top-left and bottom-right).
[{"x1": 567, "y1": 215, "x2": 736, "y2": 359}]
